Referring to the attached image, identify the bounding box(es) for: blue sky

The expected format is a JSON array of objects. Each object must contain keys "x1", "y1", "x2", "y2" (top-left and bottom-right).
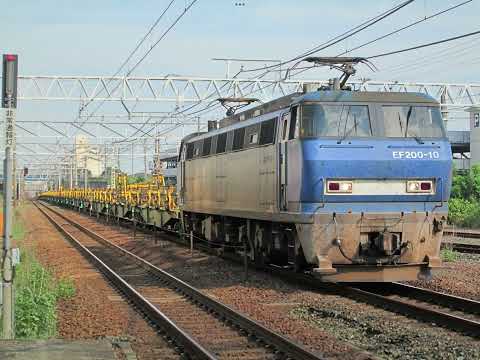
[
  {"x1": 1, "y1": 0, "x2": 479, "y2": 172},
  {"x1": 2, "y1": 0, "x2": 479, "y2": 79}
]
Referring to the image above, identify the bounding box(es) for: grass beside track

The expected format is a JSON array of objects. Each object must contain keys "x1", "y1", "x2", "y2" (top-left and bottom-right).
[{"x1": 1, "y1": 203, "x2": 76, "y2": 339}]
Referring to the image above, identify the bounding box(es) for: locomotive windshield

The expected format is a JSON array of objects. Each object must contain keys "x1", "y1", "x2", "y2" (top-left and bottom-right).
[
  {"x1": 301, "y1": 105, "x2": 371, "y2": 137},
  {"x1": 382, "y1": 105, "x2": 445, "y2": 138},
  {"x1": 300, "y1": 103, "x2": 445, "y2": 139}
]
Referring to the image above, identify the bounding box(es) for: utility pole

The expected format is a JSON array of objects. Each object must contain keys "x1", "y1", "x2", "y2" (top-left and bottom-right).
[
  {"x1": 2, "y1": 54, "x2": 18, "y2": 339},
  {"x1": 143, "y1": 139, "x2": 147, "y2": 179},
  {"x1": 74, "y1": 142, "x2": 78, "y2": 187},
  {"x1": 131, "y1": 143, "x2": 134, "y2": 175},
  {"x1": 69, "y1": 155, "x2": 73, "y2": 189},
  {"x1": 441, "y1": 89, "x2": 449, "y2": 129},
  {"x1": 58, "y1": 165, "x2": 62, "y2": 190},
  {"x1": 83, "y1": 157, "x2": 88, "y2": 190},
  {"x1": 153, "y1": 128, "x2": 161, "y2": 175}
]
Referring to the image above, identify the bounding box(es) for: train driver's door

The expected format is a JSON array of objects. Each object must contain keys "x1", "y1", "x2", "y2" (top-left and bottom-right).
[{"x1": 278, "y1": 112, "x2": 290, "y2": 211}]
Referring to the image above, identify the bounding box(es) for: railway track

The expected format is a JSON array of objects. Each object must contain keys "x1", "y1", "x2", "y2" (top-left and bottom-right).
[
  {"x1": 339, "y1": 282, "x2": 480, "y2": 337},
  {"x1": 34, "y1": 201, "x2": 325, "y2": 360},
  {"x1": 441, "y1": 242, "x2": 480, "y2": 254},
  {"x1": 39, "y1": 201, "x2": 480, "y2": 340},
  {"x1": 444, "y1": 228, "x2": 480, "y2": 239}
]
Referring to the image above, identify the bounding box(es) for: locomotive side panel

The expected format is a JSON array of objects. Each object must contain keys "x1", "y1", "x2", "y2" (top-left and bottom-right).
[{"x1": 184, "y1": 144, "x2": 278, "y2": 216}]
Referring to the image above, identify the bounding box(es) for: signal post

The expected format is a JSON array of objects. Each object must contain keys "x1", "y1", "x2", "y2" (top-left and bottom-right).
[{"x1": 2, "y1": 53, "x2": 18, "y2": 339}]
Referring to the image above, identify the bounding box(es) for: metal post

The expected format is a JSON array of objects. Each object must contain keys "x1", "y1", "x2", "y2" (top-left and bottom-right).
[
  {"x1": 2, "y1": 148, "x2": 14, "y2": 339},
  {"x1": 441, "y1": 90, "x2": 448, "y2": 130},
  {"x1": 58, "y1": 166, "x2": 62, "y2": 190},
  {"x1": 190, "y1": 231, "x2": 194, "y2": 257},
  {"x1": 2, "y1": 53, "x2": 18, "y2": 339},
  {"x1": 69, "y1": 157, "x2": 73, "y2": 189},
  {"x1": 243, "y1": 236, "x2": 248, "y2": 282},
  {"x1": 143, "y1": 139, "x2": 147, "y2": 179},
  {"x1": 74, "y1": 143, "x2": 78, "y2": 187},
  {"x1": 131, "y1": 143, "x2": 134, "y2": 175},
  {"x1": 84, "y1": 166, "x2": 88, "y2": 191}
]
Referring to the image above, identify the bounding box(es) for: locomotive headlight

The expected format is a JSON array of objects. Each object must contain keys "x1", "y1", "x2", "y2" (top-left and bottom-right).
[
  {"x1": 406, "y1": 180, "x2": 434, "y2": 193},
  {"x1": 327, "y1": 180, "x2": 353, "y2": 193}
]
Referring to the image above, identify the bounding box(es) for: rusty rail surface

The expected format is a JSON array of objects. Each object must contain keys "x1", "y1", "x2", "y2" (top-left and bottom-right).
[
  {"x1": 442, "y1": 242, "x2": 480, "y2": 254},
  {"x1": 39, "y1": 200, "x2": 480, "y2": 340},
  {"x1": 35, "y1": 201, "x2": 326, "y2": 360},
  {"x1": 341, "y1": 283, "x2": 480, "y2": 337},
  {"x1": 444, "y1": 228, "x2": 480, "y2": 239},
  {"x1": 34, "y1": 201, "x2": 215, "y2": 360}
]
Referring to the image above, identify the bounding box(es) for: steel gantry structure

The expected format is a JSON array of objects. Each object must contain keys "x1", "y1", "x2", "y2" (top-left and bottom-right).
[
  {"x1": 2, "y1": 74, "x2": 479, "y2": 188},
  {"x1": 7, "y1": 75, "x2": 480, "y2": 106}
]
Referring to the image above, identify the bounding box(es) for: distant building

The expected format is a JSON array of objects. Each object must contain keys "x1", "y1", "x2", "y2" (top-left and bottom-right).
[{"x1": 75, "y1": 135, "x2": 103, "y2": 178}]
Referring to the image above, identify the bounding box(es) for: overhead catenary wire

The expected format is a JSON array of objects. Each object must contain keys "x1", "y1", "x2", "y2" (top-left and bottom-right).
[
  {"x1": 79, "y1": 0, "x2": 177, "y2": 114},
  {"x1": 140, "y1": 0, "x2": 419, "y2": 137},
  {"x1": 167, "y1": 0, "x2": 470, "y2": 122},
  {"x1": 77, "y1": 0, "x2": 200, "y2": 130},
  {"x1": 273, "y1": 0, "x2": 473, "y2": 80},
  {"x1": 238, "y1": 0, "x2": 417, "y2": 75},
  {"x1": 367, "y1": 29, "x2": 480, "y2": 59}
]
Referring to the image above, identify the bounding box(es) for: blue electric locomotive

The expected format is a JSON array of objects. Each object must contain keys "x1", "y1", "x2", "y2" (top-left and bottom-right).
[{"x1": 178, "y1": 84, "x2": 452, "y2": 282}]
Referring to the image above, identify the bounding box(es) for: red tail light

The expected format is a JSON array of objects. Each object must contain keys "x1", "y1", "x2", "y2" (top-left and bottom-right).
[
  {"x1": 326, "y1": 180, "x2": 352, "y2": 193},
  {"x1": 420, "y1": 182, "x2": 431, "y2": 191},
  {"x1": 328, "y1": 182, "x2": 340, "y2": 191}
]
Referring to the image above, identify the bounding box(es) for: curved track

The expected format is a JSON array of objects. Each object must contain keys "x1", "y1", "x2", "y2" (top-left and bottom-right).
[{"x1": 34, "y1": 201, "x2": 325, "y2": 360}]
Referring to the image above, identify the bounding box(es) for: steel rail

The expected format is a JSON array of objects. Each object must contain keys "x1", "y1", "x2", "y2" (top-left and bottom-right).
[
  {"x1": 341, "y1": 286, "x2": 480, "y2": 337},
  {"x1": 261, "y1": 269, "x2": 480, "y2": 338},
  {"x1": 41, "y1": 200, "x2": 480, "y2": 338},
  {"x1": 35, "y1": 201, "x2": 326, "y2": 360},
  {"x1": 33, "y1": 201, "x2": 216, "y2": 360},
  {"x1": 384, "y1": 282, "x2": 480, "y2": 315},
  {"x1": 450, "y1": 243, "x2": 480, "y2": 254},
  {"x1": 442, "y1": 242, "x2": 480, "y2": 254},
  {"x1": 444, "y1": 229, "x2": 480, "y2": 239}
]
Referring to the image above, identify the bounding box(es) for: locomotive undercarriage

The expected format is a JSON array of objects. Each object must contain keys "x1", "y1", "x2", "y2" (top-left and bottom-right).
[
  {"x1": 182, "y1": 212, "x2": 307, "y2": 272},
  {"x1": 183, "y1": 210, "x2": 447, "y2": 282}
]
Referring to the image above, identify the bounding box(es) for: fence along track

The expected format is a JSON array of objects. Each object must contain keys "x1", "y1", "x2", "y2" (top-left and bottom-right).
[{"x1": 34, "y1": 201, "x2": 326, "y2": 360}]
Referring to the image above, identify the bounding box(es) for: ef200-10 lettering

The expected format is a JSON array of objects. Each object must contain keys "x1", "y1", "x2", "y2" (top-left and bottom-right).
[{"x1": 392, "y1": 151, "x2": 440, "y2": 159}]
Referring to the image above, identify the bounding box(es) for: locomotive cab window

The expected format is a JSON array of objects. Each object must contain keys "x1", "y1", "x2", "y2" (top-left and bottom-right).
[
  {"x1": 382, "y1": 106, "x2": 445, "y2": 138},
  {"x1": 289, "y1": 106, "x2": 298, "y2": 140},
  {"x1": 301, "y1": 104, "x2": 372, "y2": 138}
]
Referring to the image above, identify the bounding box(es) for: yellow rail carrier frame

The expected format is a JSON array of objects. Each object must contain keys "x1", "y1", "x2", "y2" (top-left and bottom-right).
[{"x1": 39, "y1": 174, "x2": 180, "y2": 230}]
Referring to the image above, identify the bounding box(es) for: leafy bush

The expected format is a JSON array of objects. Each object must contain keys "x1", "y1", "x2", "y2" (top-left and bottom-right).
[
  {"x1": 14, "y1": 253, "x2": 77, "y2": 339},
  {"x1": 448, "y1": 165, "x2": 480, "y2": 228},
  {"x1": 15, "y1": 253, "x2": 57, "y2": 339},
  {"x1": 447, "y1": 198, "x2": 480, "y2": 227}
]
